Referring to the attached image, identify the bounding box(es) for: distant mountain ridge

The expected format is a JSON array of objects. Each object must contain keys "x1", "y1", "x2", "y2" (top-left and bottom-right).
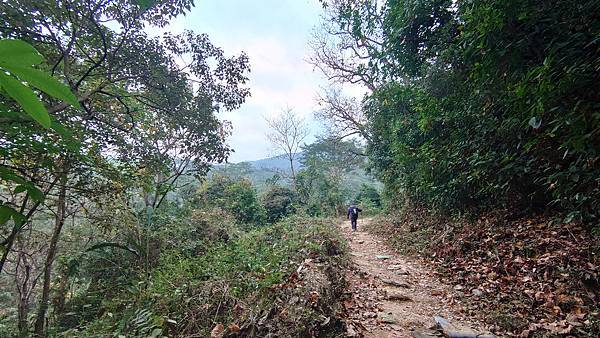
[
  {"x1": 208, "y1": 154, "x2": 303, "y2": 192},
  {"x1": 209, "y1": 152, "x2": 381, "y2": 194},
  {"x1": 243, "y1": 153, "x2": 303, "y2": 171}
]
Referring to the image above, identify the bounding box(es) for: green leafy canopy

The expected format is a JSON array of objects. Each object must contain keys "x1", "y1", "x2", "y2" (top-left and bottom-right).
[{"x1": 0, "y1": 39, "x2": 80, "y2": 128}]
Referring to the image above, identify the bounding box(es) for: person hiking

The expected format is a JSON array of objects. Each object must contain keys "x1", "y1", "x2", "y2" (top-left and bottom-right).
[{"x1": 347, "y1": 204, "x2": 362, "y2": 231}]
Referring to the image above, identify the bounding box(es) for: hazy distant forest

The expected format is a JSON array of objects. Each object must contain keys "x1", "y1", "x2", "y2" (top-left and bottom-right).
[{"x1": 0, "y1": 0, "x2": 598, "y2": 337}]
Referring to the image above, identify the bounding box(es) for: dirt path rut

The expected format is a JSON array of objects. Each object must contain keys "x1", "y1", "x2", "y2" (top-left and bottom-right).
[{"x1": 339, "y1": 218, "x2": 488, "y2": 337}]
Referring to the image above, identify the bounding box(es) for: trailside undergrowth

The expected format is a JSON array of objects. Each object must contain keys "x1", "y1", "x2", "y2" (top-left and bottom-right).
[
  {"x1": 57, "y1": 216, "x2": 348, "y2": 337},
  {"x1": 367, "y1": 209, "x2": 599, "y2": 337}
]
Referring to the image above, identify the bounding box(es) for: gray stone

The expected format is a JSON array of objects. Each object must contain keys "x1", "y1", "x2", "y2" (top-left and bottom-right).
[
  {"x1": 379, "y1": 313, "x2": 398, "y2": 324},
  {"x1": 345, "y1": 325, "x2": 359, "y2": 337},
  {"x1": 362, "y1": 311, "x2": 377, "y2": 318},
  {"x1": 382, "y1": 279, "x2": 411, "y2": 288},
  {"x1": 387, "y1": 292, "x2": 412, "y2": 301}
]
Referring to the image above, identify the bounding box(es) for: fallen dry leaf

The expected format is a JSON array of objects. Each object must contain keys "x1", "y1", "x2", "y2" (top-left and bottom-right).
[
  {"x1": 210, "y1": 323, "x2": 224, "y2": 338},
  {"x1": 309, "y1": 291, "x2": 319, "y2": 305},
  {"x1": 228, "y1": 323, "x2": 240, "y2": 333}
]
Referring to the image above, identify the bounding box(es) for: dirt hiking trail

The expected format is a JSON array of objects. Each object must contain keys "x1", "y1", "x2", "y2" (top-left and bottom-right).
[{"x1": 338, "y1": 218, "x2": 491, "y2": 338}]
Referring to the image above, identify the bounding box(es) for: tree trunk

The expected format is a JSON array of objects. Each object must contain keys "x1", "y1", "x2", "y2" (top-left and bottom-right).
[
  {"x1": 0, "y1": 224, "x2": 20, "y2": 274},
  {"x1": 17, "y1": 261, "x2": 31, "y2": 337},
  {"x1": 1, "y1": 174, "x2": 60, "y2": 274},
  {"x1": 0, "y1": 195, "x2": 29, "y2": 274},
  {"x1": 289, "y1": 154, "x2": 296, "y2": 187},
  {"x1": 33, "y1": 173, "x2": 68, "y2": 337},
  {"x1": 15, "y1": 233, "x2": 43, "y2": 337}
]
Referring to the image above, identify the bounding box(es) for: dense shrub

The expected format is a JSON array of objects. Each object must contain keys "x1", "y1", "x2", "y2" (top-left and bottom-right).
[
  {"x1": 296, "y1": 168, "x2": 346, "y2": 217},
  {"x1": 355, "y1": 183, "x2": 382, "y2": 213},
  {"x1": 58, "y1": 216, "x2": 347, "y2": 337},
  {"x1": 197, "y1": 174, "x2": 266, "y2": 227},
  {"x1": 330, "y1": 0, "x2": 599, "y2": 223},
  {"x1": 261, "y1": 185, "x2": 296, "y2": 223}
]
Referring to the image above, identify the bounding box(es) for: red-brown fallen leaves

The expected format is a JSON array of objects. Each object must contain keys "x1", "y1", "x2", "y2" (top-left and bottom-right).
[
  {"x1": 343, "y1": 299, "x2": 355, "y2": 309},
  {"x1": 309, "y1": 291, "x2": 320, "y2": 306},
  {"x1": 338, "y1": 272, "x2": 387, "y2": 336},
  {"x1": 270, "y1": 271, "x2": 304, "y2": 290},
  {"x1": 210, "y1": 322, "x2": 241, "y2": 337},
  {"x1": 435, "y1": 217, "x2": 599, "y2": 335},
  {"x1": 369, "y1": 211, "x2": 599, "y2": 336},
  {"x1": 231, "y1": 303, "x2": 244, "y2": 320},
  {"x1": 227, "y1": 323, "x2": 240, "y2": 333},
  {"x1": 210, "y1": 323, "x2": 224, "y2": 338}
]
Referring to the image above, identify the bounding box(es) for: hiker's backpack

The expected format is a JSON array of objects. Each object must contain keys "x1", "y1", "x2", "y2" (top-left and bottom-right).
[{"x1": 351, "y1": 207, "x2": 358, "y2": 217}]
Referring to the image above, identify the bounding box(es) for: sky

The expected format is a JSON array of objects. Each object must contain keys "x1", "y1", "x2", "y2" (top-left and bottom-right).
[{"x1": 156, "y1": 0, "x2": 329, "y2": 162}]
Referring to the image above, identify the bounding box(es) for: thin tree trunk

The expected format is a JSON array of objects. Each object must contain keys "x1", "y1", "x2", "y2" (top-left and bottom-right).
[
  {"x1": 18, "y1": 298, "x2": 29, "y2": 337},
  {"x1": 289, "y1": 154, "x2": 296, "y2": 187},
  {"x1": 0, "y1": 174, "x2": 61, "y2": 274},
  {"x1": 34, "y1": 172, "x2": 68, "y2": 337},
  {"x1": 0, "y1": 195, "x2": 29, "y2": 274},
  {"x1": 15, "y1": 233, "x2": 43, "y2": 337},
  {"x1": 0, "y1": 225, "x2": 20, "y2": 274},
  {"x1": 17, "y1": 257, "x2": 31, "y2": 337}
]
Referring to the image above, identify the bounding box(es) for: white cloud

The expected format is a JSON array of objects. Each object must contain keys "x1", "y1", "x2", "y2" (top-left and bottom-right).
[
  {"x1": 217, "y1": 35, "x2": 325, "y2": 162},
  {"x1": 244, "y1": 37, "x2": 321, "y2": 111}
]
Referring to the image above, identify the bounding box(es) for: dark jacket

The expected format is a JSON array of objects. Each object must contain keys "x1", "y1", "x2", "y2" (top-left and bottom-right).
[{"x1": 347, "y1": 206, "x2": 362, "y2": 220}]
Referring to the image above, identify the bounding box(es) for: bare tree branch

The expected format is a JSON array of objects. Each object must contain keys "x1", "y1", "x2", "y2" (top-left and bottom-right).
[
  {"x1": 265, "y1": 107, "x2": 309, "y2": 186},
  {"x1": 315, "y1": 87, "x2": 371, "y2": 142}
]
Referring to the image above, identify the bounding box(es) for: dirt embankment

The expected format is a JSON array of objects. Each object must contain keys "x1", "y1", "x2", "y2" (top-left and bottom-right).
[{"x1": 366, "y1": 210, "x2": 600, "y2": 337}]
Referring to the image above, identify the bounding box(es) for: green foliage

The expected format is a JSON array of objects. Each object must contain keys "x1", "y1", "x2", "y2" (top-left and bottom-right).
[
  {"x1": 0, "y1": 39, "x2": 78, "y2": 128},
  {"x1": 225, "y1": 180, "x2": 266, "y2": 226},
  {"x1": 197, "y1": 174, "x2": 266, "y2": 227},
  {"x1": 329, "y1": 0, "x2": 600, "y2": 222},
  {"x1": 209, "y1": 161, "x2": 290, "y2": 194},
  {"x1": 301, "y1": 137, "x2": 364, "y2": 171},
  {"x1": 0, "y1": 38, "x2": 82, "y2": 196},
  {"x1": 0, "y1": 38, "x2": 81, "y2": 228},
  {"x1": 296, "y1": 137, "x2": 375, "y2": 216},
  {"x1": 296, "y1": 167, "x2": 345, "y2": 217},
  {"x1": 0, "y1": 1, "x2": 250, "y2": 335},
  {"x1": 261, "y1": 185, "x2": 296, "y2": 223},
  {"x1": 58, "y1": 215, "x2": 344, "y2": 337},
  {"x1": 355, "y1": 184, "x2": 381, "y2": 207},
  {"x1": 355, "y1": 183, "x2": 382, "y2": 215}
]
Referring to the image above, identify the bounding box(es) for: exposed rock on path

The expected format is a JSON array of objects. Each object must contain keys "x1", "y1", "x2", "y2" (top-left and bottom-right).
[{"x1": 338, "y1": 218, "x2": 491, "y2": 337}]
